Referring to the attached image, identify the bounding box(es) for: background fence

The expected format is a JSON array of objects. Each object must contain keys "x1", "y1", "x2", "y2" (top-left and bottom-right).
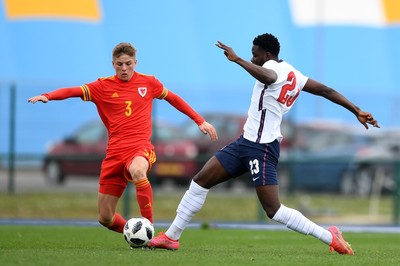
[{"x1": 1, "y1": 84, "x2": 400, "y2": 225}]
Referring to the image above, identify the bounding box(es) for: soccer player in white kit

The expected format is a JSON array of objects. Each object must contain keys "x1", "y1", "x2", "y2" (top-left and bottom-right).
[{"x1": 148, "y1": 33, "x2": 380, "y2": 254}]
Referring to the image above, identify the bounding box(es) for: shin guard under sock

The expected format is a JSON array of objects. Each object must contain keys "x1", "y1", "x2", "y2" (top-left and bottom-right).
[{"x1": 134, "y1": 178, "x2": 153, "y2": 223}]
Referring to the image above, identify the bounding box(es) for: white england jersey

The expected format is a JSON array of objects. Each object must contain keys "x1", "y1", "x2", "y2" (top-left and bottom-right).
[{"x1": 243, "y1": 60, "x2": 308, "y2": 144}]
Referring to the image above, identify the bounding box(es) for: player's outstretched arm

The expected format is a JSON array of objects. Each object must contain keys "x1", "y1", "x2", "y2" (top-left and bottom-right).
[
  {"x1": 215, "y1": 41, "x2": 277, "y2": 85},
  {"x1": 28, "y1": 95, "x2": 49, "y2": 103},
  {"x1": 198, "y1": 121, "x2": 218, "y2": 141},
  {"x1": 28, "y1": 87, "x2": 84, "y2": 104},
  {"x1": 303, "y1": 78, "x2": 380, "y2": 129}
]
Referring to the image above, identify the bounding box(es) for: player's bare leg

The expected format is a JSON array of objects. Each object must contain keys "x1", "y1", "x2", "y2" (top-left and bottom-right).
[{"x1": 98, "y1": 193, "x2": 126, "y2": 233}]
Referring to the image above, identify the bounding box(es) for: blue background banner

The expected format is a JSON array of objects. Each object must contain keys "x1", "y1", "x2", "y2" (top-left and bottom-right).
[{"x1": 1, "y1": 0, "x2": 399, "y2": 154}]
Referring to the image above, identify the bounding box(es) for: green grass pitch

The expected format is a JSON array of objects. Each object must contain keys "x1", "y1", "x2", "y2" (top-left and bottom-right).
[{"x1": 1, "y1": 225, "x2": 399, "y2": 266}]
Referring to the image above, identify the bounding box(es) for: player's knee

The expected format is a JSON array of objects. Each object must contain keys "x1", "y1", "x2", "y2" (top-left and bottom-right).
[
  {"x1": 193, "y1": 161, "x2": 227, "y2": 189},
  {"x1": 98, "y1": 213, "x2": 113, "y2": 227},
  {"x1": 129, "y1": 168, "x2": 146, "y2": 182}
]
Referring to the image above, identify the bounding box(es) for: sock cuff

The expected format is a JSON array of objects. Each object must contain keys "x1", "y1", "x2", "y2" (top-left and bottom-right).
[
  {"x1": 272, "y1": 203, "x2": 286, "y2": 221},
  {"x1": 190, "y1": 180, "x2": 209, "y2": 193},
  {"x1": 134, "y1": 178, "x2": 150, "y2": 188}
]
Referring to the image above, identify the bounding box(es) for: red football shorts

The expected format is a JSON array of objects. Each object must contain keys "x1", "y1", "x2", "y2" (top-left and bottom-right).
[{"x1": 98, "y1": 147, "x2": 156, "y2": 197}]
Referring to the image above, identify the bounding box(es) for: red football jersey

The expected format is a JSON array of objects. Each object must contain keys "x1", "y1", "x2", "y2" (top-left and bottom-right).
[{"x1": 81, "y1": 72, "x2": 167, "y2": 151}]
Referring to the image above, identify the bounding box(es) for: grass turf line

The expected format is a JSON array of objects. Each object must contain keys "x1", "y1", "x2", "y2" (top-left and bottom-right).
[{"x1": 1, "y1": 226, "x2": 399, "y2": 266}]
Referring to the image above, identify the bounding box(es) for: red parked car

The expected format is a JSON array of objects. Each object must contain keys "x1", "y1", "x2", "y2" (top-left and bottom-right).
[{"x1": 43, "y1": 120, "x2": 199, "y2": 185}]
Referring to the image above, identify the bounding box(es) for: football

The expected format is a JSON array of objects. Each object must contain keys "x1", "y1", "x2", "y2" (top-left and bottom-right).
[{"x1": 123, "y1": 217, "x2": 154, "y2": 248}]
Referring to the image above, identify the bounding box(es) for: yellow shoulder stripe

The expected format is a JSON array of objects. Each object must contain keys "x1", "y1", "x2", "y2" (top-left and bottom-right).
[
  {"x1": 80, "y1": 85, "x2": 91, "y2": 101},
  {"x1": 158, "y1": 88, "x2": 168, "y2": 99}
]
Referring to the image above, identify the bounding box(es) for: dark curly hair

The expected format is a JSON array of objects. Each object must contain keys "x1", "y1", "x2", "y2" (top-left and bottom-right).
[{"x1": 253, "y1": 33, "x2": 280, "y2": 56}]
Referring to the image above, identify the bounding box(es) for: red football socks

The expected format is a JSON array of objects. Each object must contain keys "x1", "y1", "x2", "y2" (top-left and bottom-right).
[
  {"x1": 134, "y1": 178, "x2": 153, "y2": 223},
  {"x1": 108, "y1": 213, "x2": 126, "y2": 233}
]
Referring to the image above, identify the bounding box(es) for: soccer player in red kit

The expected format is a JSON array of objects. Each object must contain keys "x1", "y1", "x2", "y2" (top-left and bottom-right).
[{"x1": 28, "y1": 42, "x2": 218, "y2": 234}]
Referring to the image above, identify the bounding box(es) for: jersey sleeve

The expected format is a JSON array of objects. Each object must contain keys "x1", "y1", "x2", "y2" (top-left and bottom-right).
[
  {"x1": 42, "y1": 86, "x2": 84, "y2": 100},
  {"x1": 294, "y1": 69, "x2": 309, "y2": 90},
  {"x1": 163, "y1": 90, "x2": 205, "y2": 125},
  {"x1": 82, "y1": 79, "x2": 104, "y2": 102},
  {"x1": 263, "y1": 60, "x2": 279, "y2": 80},
  {"x1": 150, "y1": 76, "x2": 167, "y2": 99}
]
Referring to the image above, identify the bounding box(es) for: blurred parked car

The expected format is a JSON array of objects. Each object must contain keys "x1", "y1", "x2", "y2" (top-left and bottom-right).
[
  {"x1": 281, "y1": 121, "x2": 396, "y2": 196},
  {"x1": 349, "y1": 130, "x2": 400, "y2": 195},
  {"x1": 43, "y1": 120, "x2": 199, "y2": 185}
]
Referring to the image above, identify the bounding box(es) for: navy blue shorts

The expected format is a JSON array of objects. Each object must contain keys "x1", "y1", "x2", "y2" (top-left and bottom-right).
[{"x1": 215, "y1": 135, "x2": 280, "y2": 186}]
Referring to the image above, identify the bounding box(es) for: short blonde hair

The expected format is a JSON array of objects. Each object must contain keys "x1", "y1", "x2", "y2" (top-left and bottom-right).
[{"x1": 112, "y1": 42, "x2": 136, "y2": 59}]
